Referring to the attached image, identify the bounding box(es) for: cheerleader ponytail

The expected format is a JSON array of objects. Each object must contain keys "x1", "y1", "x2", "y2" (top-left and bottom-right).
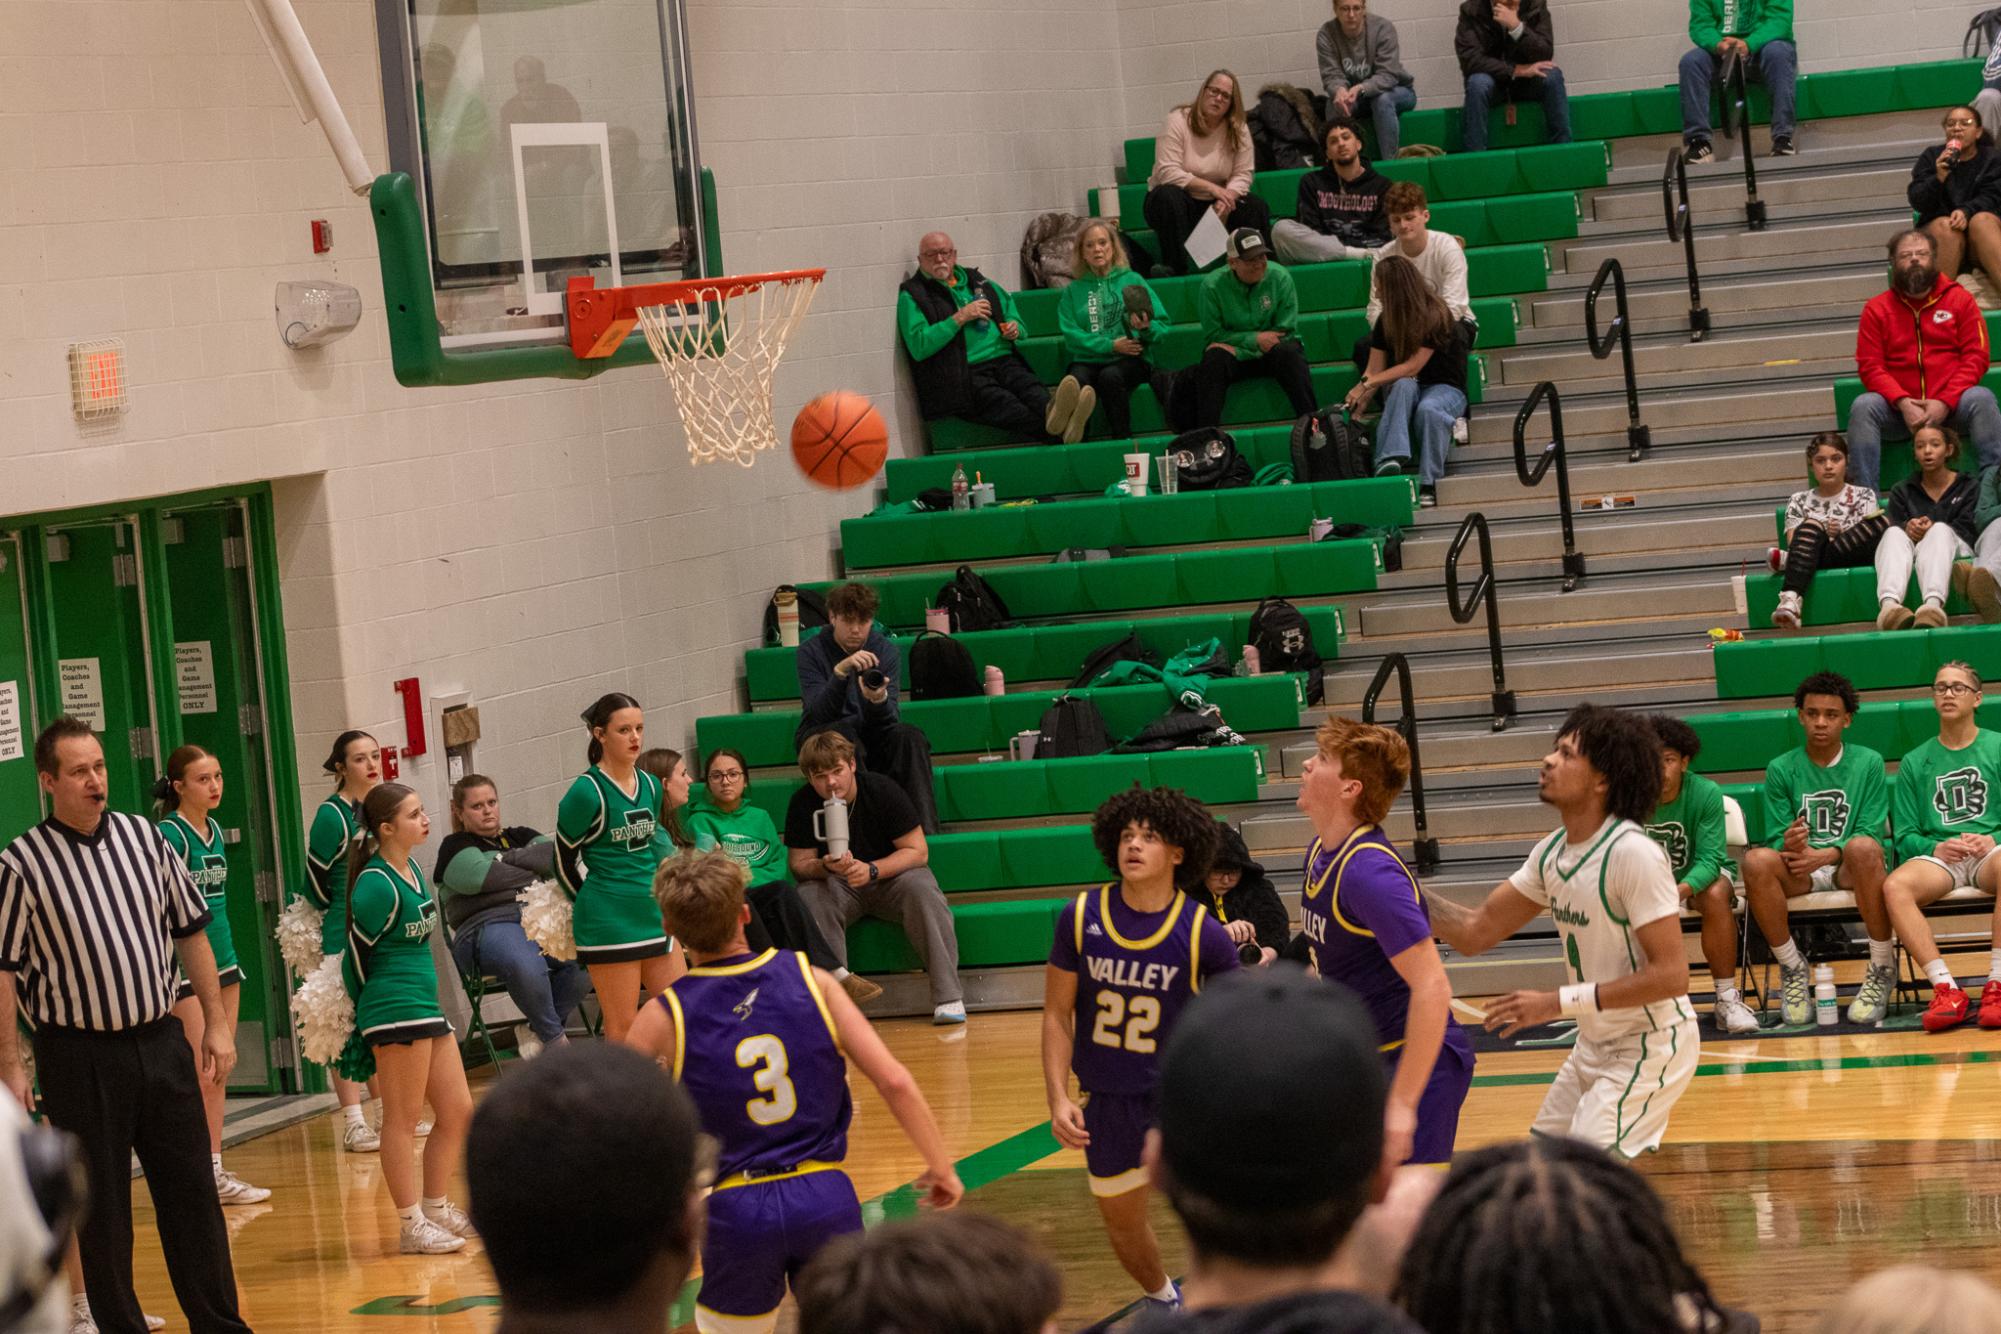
[
  {"x1": 581, "y1": 692, "x2": 643, "y2": 765},
  {"x1": 346, "y1": 783, "x2": 416, "y2": 923},
  {"x1": 152, "y1": 744, "x2": 213, "y2": 819}
]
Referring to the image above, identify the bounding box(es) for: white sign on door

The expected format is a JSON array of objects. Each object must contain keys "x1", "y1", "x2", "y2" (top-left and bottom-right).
[
  {"x1": 176, "y1": 642, "x2": 217, "y2": 715},
  {"x1": 58, "y1": 659, "x2": 105, "y2": 732},
  {"x1": 0, "y1": 681, "x2": 21, "y2": 763}
]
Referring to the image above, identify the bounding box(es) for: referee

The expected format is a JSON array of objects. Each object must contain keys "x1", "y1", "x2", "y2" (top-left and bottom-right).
[{"x1": 0, "y1": 718, "x2": 252, "y2": 1334}]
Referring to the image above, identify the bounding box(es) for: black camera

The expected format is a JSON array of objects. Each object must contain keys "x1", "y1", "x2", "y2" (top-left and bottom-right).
[{"x1": 861, "y1": 669, "x2": 887, "y2": 692}]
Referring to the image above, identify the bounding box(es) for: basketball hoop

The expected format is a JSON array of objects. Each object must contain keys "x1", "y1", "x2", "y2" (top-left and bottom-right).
[{"x1": 565, "y1": 269, "x2": 824, "y2": 467}]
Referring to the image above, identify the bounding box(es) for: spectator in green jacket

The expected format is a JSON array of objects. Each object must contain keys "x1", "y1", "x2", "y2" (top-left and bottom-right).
[
  {"x1": 1679, "y1": 0, "x2": 1797, "y2": 161},
  {"x1": 1644, "y1": 716, "x2": 1751, "y2": 1036},
  {"x1": 1057, "y1": 220, "x2": 1170, "y2": 441},
  {"x1": 1184, "y1": 229, "x2": 1317, "y2": 431}
]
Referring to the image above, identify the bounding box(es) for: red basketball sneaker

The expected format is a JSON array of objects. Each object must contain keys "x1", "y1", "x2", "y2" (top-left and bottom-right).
[
  {"x1": 1979, "y1": 980, "x2": 2001, "y2": 1029},
  {"x1": 1923, "y1": 981, "x2": 1971, "y2": 1032}
]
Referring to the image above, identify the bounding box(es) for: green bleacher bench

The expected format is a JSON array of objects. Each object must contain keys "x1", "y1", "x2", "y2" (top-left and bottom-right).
[
  {"x1": 1743, "y1": 567, "x2": 1975, "y2": 628},
  {"x1": 849, "y1": 898, "x2": 1065, "y2": 971},
  {"x1": 1714, "y1": 624, "x2": 2001, "y2": 699},
  {"x1": 841, "y1": 476, "x2": 1412, "y2": 569},
  {"x1": 805, "y1": 537, "x2": 1381, "y2": 628},
  {"x1": 886, "y1": 423, "x2": 1286, "y2": 503},
  {"x1": 743, "y1": 605, "x2": 1346, "y2": 703},
  {"x1": 1686, "y1": 696, "x2": 2001, "y2": 774},
  {"x1": 695, "y1": 675, "x2": 1305, "y2": 768}
]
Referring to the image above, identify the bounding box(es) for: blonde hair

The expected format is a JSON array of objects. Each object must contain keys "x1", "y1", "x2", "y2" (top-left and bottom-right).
[
  {"x1": 798, "y1": 730, "x2": 857, "y2": 777},
  {"x1": 652, "y1": 850, "x2": 749, "y2": 954},
  {"x1": 1314, "y1": 717, "x2": 1411, "y2": 826},
  {"x1": 1181, "y1": 69, "x2": 1247, "y2": 143},
  {"x1": 1814, "y1": 1266, "x2": 2001, "y2": 1334},
  {"x1": 1072, "y1": 219, "x2": 1129, "y2": 279}
]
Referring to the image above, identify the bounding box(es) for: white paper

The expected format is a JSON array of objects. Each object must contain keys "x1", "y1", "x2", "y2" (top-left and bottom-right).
[
  {"x1": 175, "y1": 642, "x2": 217, "y2": 715},
  {"x1": 0, "y1": 682, "x2": 21, "y2": 763},
  {"x1": 58, "y1": 659, "x2": 105, "y2": 731},
  {"x1": 1184, "y1": 208, "x2": 1230, "y2": 271}
]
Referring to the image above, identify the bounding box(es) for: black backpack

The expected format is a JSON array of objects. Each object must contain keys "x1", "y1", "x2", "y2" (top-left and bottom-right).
[
  {"x1": 1248, "y1": 597, "x2": 1324, "y2": 704},
  {"x1": 1248, "y1": 84, "x2": 1326, "y2": 171},
  {"x1": 1290, "y1": 409, "x2": 1373, "y2": 483},
  {"x1": 907, "y1": 631, "x2": 982, "y2": 701},
  {"x1": 1168, "y1": 428, "x2": 1253, "y2": 491},
  {"x1": 1116, "y1": 703, "x2": 1246, "y2": 753},
  {"x1": 1037, "y1": 694, "x2": 1112, "y2": 759},
  {"x1": 1328, "y1": 522, "x2": 1404, "y2": 574},
  {"x1": 1072, "y1": 632, "x2": 1163, "y2": 688},
  {"x1": 1968, "y1": 6, "x2": 2001, "y2": 54},
  {"x1": 934, "y1": 565, "x2": 1013, "y2": 633},
  {"x1": 763, "y1": 585, "x2": 831, "y2": 647}
]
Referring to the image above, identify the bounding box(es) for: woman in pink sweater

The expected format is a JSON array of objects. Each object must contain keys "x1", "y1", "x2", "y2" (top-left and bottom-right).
[{"x1": 1144, "y1": 69, "x2": 1272, "y2": 274}]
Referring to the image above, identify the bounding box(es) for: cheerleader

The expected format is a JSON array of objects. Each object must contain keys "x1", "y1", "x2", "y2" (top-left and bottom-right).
[
  {"x1": 555, "y1": 695, "x2": 678, "y2": 1042},
  {"x1": 341, "y1": 783, "x2": 474, "y2": 1254},
  {"x1": 155, "y1": 745, "x2": 270, "y2": 1205},
  {"x1": 302, "y1": 731, "x2": 384, "y2": 1150}
]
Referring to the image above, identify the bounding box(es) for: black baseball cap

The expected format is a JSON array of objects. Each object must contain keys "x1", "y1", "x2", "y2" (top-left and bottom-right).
[
  {"x1": 1157, "y1": 968, "x2": 1385, "y2": 1210},
  {"x1": 1226, "y1": 228, "x2": 1269, "y2": 261}
]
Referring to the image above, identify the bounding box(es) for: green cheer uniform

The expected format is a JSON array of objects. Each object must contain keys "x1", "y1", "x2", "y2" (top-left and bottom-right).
[
  {"x1": 1645, "y1": 771, "x2": 1730, "y2": 892},
  {"x1": 1892, "y1": 729, "x2": 2001, "y2": 865},
  {"x1": 1760, "y1": 744, "x2": 1889, "y2": 852},
  {"x1": 347, "y1": 854, "x2": 450, "y2": 1046},
  {"x1": 306, "y1": 792, "x2": 364, "y2": 957},
  {"x1": 161, "y1": 812, "x2": 241, "y2": 998},
  {"x1": 555, "y1": 766, "x2": 669, "y2": 963}
]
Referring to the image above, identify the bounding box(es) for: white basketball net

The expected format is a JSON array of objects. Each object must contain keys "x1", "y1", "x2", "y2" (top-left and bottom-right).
[{"x1": 634, "y1": 273, "x2": 822, "y2": 467}]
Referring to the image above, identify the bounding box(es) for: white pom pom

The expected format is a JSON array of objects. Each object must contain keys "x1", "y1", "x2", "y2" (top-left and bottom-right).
[
  {"x1": 276, "y1": 898, "x2": 325, "y2": 978},
  {"x1": 292, "y1": 955, "x2": 355, "y2": 1066},
  {"x1": 518, "y1": 880, "x2": 576, "y2": 961}
]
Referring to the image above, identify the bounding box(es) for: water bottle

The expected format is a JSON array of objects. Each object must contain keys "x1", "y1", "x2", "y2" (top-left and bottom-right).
[
  {"x1": 811, "y1": 797, "x2": 851, "y2": 861},
  {"x1": 773, "y1": 589, "x2": 800, "y2": 647},
  {"x1": 1814, "y1": 963, "x2": 1838, "y2": 1027},
  {"x1": 983, "y1": 665, "x2": 1005, "y2": 697},
  {"x1": 951, "y1": 462, "x2": 970, "y2": 511},
  {"x1": 1242, "y1": 644, "x2": 1261, "y2": 676}
]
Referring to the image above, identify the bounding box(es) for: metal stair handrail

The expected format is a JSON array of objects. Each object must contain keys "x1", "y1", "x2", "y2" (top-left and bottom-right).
[
  {"x1": 1662, "y1": 148, "x2": 1713, "y2": 343},
  {"x1": 1361, "y1": 653, "x2": 1442, "y2": 873},
  {"x1": 1719, "y1": 50, "x2": 1770, "y2": 232},
  {"x1": 1583, "y1": 256, "x2": 1653, "y2": 462},
  {"x1": 1444, "y1": 511, "x2": 1518, "y2": 732},
  {"x1": 1511, "y1": 380, "x2": 1586, "y2": 594}
]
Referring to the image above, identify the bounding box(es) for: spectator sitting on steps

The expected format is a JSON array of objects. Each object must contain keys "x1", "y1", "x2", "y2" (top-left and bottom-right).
[
  {"x1": 795, "y1": 581, "x2": 940, "y2": 832},
  {"x1": 1272, "y1": 117, "x2": 1393, "y2": 265},
  {"x1": 1678, "y1": 0, "x2": 1798, "y2": 162},
  {"x1": 1848, "y1": 227, "x2": 2001, "y2": 492},
  {"x1": 1315, "y1": 0, "x2": 1418, "y2": 159},
  {"x1": 1345, "y1": 254, "x2": 1469, "y2": 510},
  {"x1": 897, "y1": 231, "x2": 1095, "y2": 446},
  {"x1": 1453, "y1": 0, "x2": 1571, "y2": 154},
  {"x1": 1183, "y1": 229, "x2": 1318, "y2": 432}
]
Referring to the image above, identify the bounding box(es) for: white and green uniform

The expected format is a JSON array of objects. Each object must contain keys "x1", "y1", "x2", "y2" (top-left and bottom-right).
[
  {"x1": 347, "y1": 853, "x2": 450, "y2": 1046},
  {"x1": 1893, "y1": 729, "x2": 2001, "y2": 889},
  {"x1": 555, "y1": 766, "x2": 669, "y2": 963},
  {"x1": 1761, "y1": 744, "x2": 1888, "y2": 890},
  {"x1": 305, "y1": 792, "x2": 364, "y2": 957},
  {"x1": 1509, "y1": 817, "x2": 1699, "y2": 1158},
  {"x1": 161, "y1": 812, "x2": 241, "y2": 997}
]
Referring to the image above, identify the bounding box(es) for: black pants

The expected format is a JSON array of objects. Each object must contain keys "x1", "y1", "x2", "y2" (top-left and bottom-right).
[
  {"x1": 34, "y1": 1019, "x2": 251, "y2": 1334},
  {"x1": 1191, "y1": 340, "x2": 1317, "y2": 430},
  {"x1": 1066, "y1": 357, "x2": 1156, "y2": 440},
  {"x1": 1782, "y1": 513, "x2": 1889, "y2": 596},
  {"x1": 962, "y1": 355, "x2": 1051, "y2": 441},
  {"x1": 823, "y1": 717, "x2": 941, "y2": 834},
  {"x1": 1142, "y1": 186, "x2": 1274, "y2": 274},
  {"x1": 747, "y1": 879, "x2": 843, "y2": 972}
]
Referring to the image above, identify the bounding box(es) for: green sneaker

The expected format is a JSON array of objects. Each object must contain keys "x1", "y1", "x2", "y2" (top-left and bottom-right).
[
  {"x1": 1848, "y1": 964, "x2": 1896, "y2": 1026},
  {"x1": 1780, "y1": 963, "x2": 1813, "y2": 1027}
]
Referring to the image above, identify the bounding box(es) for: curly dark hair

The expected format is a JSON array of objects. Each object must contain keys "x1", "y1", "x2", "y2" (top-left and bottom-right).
[
  {"x1": 1556, "y1": 704, "x2": 1662, "y2": 825},
  {"x1": 1393, "y1": 1137, "x2": 1726, "y2": 1334},
  {"x1": 1647, "y1": 713, "x2": 1701, "y2": 764},
  {"x1": 1089, "y1": 785, "x2": 1219, "y2": 891},
  {"x1": 1794, "y1": 670, "x2": 1860, "y2": 715}
]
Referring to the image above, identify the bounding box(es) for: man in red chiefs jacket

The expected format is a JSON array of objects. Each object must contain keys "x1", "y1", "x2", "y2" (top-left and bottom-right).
[{"x1": 1849, "y1": 227, "x2": 2001, "y2": 490}]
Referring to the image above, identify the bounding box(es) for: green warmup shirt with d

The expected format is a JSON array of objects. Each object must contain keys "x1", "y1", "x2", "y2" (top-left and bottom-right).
[
  {"x1": 1892, "y1": 730, "x2": 2001, "y2": 863},
  {"x1": 160, "y1": 813, "x2": 240, "y2": 994},
  {"x1": 306, "y1": 793, "x2": 363, "y2": 957},
  {"x1": 1646, "y1": 770, "x2": 1729, "y2": 891},
  {"x1": 555, "y1": 766, "x2": 668, "y2": 963},
  {"x1": 346, "y1": 854, "x2": 449, "y2": 1045},
  {"x1": 1760, "y1": 744, "x2": 1888, "y2": 850}
]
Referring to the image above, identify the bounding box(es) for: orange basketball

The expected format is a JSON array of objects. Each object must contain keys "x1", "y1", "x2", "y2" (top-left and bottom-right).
[{"x1": 791, "y1": 391, "x2": 888, "y2": 489}]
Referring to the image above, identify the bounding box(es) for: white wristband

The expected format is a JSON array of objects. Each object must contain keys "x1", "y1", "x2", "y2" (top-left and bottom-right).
[{"x1": 1559, "y1": 983, "x2": 1599, "y2": 1017}]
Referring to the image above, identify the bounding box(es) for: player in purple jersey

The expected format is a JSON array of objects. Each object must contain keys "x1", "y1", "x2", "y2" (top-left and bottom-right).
[
  {"x1": 1043, "y1": 787, "x2": 1239, "y2": 1312},
  {"x1": 1292, "y1": 718, "x2": 1471, "y2": 1167},
  {"x1": 625, "y1": 852, "x2": 963, "y2": 1334}
]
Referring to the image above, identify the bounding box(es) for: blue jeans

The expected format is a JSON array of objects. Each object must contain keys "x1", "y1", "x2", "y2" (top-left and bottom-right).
[
  {"x1": 451, "y1": 917, "x2": 593, "y2": 1043},
  {"x1": 1374, "y1": 378, "x2": 1467, "y2": 486},
  {"x1": 1843, "y1": 388, "x2": 2001, "y2": 491},
  {"x1": 1679, "y1": 40, "x2": 1796, "y2": 142},
  {"x1": 1462, "y1": 68, "x2": 1570, "y2": 153},
  {"x1": 1355, "y1": 84, "x2": 1417, "y2": 158}
]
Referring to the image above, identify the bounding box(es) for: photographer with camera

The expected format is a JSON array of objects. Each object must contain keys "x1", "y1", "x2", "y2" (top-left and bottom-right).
[
  {"x1": 1190, "y1": 827, "x2": 1288, "y2": 966},
  {"x1": 795, "y1": 583, "x2": 939, "y2": 832}
]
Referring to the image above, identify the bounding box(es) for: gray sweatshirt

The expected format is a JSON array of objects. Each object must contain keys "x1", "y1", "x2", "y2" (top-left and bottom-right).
[{"x1": 1316, "y1": 14, "x2": 1414, "y2": 100}]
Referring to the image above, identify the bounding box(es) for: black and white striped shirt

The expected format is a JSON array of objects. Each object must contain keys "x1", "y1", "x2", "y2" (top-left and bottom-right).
[{"x1": 0, "y1": 812, "x2": 212, "y2": 1031}]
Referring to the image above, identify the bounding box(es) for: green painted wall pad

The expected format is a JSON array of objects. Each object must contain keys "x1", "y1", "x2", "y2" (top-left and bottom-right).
[
  {"x1": 1714, "y1": 625, "x2": 2001, "y2": 699},
  {"x1": 847, "y1": 897, "x2": 1067, "y2": 972}
]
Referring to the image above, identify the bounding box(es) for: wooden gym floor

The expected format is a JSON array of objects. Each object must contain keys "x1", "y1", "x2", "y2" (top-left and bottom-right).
[{"x1": 116, "y1": 1010, "x2": 2001, "y2": 1333}]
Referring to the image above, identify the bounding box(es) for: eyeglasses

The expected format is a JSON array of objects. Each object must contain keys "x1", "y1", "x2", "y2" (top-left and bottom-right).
[
  {"x1": 707, "y1": 769, "x2": 746, "y2": 783},
  {"x1": 920, "y1": 247, "x2": 957, "y2": 260},
  {"x1": 1934, "y1": 682, "x2": 1980, "y2": 696}
]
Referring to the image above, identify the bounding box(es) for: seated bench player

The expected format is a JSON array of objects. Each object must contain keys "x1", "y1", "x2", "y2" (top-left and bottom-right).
[
  {"x1": 897, "y1": 230, "x2": 1096, "y2": 445},
  {"x1": 1644, "y1": 715, "x2": 1753, "y2": 1035},
  {"x1": 1740, "y1": 672, "x2": 1893, "y2": 1027}
]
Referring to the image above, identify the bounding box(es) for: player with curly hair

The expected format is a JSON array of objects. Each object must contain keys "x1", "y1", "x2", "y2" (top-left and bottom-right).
[{"x1": 1043, "y1": 785, "x2": 1237, "y2": 1312}]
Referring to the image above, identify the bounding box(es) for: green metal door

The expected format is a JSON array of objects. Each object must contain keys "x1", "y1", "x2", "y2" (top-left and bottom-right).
[
  {"x1": 161, "y1": 503, "x2": 287, "y2": 1093},
  {"x1": 39, "y1": 520, "x2": 157, "y2": 811},
  {"x1": 0, "y1": 534, "x2": 41, "y2": 837}
]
